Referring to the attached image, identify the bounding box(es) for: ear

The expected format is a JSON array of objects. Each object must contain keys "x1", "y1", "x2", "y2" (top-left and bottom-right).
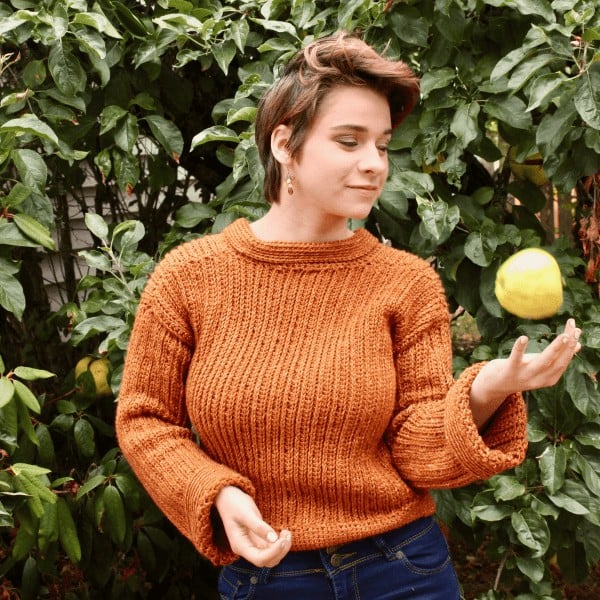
[{"x1": 270, "y1": 124, "x2": 293, "y2": 166}]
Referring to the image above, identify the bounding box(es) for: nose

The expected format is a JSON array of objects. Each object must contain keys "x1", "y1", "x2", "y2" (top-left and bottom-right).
[{"x1": 358, "y1": 144, "x2": 388, "y2": 175}]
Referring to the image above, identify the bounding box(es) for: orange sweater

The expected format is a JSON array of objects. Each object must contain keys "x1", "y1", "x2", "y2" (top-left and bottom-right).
[{"x1": 116, "y1": 218, "x2": 527, "y2": 566}]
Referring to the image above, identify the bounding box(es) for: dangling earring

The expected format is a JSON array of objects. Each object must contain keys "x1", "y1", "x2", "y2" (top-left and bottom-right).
[{"x1": 286, "y1": 172, "x2": 295, "y2": 195}]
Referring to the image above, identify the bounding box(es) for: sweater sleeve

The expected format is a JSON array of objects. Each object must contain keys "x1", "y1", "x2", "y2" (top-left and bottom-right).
[
  {"x1": 387, "y1": 261, "x2": 528, "y2": 489},
  {"x1": 115, "y1": 253, "x2": 255, "y2": 565}
]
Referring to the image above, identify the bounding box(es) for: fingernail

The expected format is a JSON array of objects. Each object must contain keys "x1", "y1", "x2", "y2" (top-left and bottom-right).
[{"x1": 267, "y1": 532, "x2": 277, "y2": 543}]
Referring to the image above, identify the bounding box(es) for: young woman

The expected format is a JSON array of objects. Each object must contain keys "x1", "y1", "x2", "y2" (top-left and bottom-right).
[{"x1": 116, "y1": 32, "x2": 581, "y2": 599}]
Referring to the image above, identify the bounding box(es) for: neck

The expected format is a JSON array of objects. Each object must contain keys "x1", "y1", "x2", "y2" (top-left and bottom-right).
[{"x1": 251, "y1": 202, "x2": 353, "y2": 243}]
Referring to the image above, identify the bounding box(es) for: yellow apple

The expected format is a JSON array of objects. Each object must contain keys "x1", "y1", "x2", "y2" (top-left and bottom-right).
[
  {"x1": 75, "y1": 356, "x2": 112, "y2": 398},
  {"x1": 508, "y1": 147, "x2": 549, "y2": 186},
  {"x1": 495, "y1": 248, "x2": 563, "y2": 319}
]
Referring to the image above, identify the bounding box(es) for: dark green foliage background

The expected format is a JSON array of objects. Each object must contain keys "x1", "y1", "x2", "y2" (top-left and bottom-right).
[{"x1": 0, "y1": 1, "x2": 599, "y2": 598}]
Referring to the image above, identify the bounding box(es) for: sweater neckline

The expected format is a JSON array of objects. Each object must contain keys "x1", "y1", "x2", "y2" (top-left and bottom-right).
[{"x1": 223, "y1": 218, "x2": 380, "y2": 265}]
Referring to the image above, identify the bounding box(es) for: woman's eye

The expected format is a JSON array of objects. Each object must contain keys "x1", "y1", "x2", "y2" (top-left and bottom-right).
[
  {"x1": 378, "y1": 144, "x2": 389, "y2": 152},
  {"x1": 337, "y1": 138, "x2": 357, "y2": 147}
]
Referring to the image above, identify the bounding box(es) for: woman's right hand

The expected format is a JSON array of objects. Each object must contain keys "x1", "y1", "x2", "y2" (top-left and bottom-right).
[{"x1": 215, "y1": 485, "x2": 292, "y2": 567}]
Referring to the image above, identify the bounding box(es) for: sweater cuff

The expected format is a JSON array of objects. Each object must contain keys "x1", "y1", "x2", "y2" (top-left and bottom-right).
[
  {"x1": 445, "y1": 363, "x2": 528, "y2": 481},
  {"x1": 184, "y1": 465, "x2": 256, "y2": 565}
]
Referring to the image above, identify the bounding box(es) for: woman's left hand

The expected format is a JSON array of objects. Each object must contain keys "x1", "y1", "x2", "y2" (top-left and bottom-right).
[{"x1": 469, "y1": 318, "x2": 582, "y2": 428}]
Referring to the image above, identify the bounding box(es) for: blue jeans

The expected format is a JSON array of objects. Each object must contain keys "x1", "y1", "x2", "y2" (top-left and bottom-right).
[{"x1": 217, "y1": 517, "x2": 461, "y2": 599}]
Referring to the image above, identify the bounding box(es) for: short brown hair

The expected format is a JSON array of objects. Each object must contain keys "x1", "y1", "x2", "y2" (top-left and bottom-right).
[{"x1": 255, "y1": 31, "x2": 420, "y2": 203}]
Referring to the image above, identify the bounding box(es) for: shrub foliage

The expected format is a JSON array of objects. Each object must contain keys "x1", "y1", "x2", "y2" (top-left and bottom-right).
[{"x1": 0, "y1": 1, "x2": 599, "y2": 598}]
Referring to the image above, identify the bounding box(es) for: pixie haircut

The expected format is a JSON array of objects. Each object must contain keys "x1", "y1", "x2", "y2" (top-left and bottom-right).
[{"x1": 255, "y1": 31, "x2": 420, "y2": 203}]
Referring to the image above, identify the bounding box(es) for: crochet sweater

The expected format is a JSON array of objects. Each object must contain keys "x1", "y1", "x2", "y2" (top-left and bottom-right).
[{"x1": 116, "y1": 217, "x2": 528, "y2": 566}]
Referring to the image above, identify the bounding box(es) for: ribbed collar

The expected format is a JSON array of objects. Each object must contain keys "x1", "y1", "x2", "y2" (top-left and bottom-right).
[{"x1": 223, "y1": 218, "x2": 380, "y2": 265}]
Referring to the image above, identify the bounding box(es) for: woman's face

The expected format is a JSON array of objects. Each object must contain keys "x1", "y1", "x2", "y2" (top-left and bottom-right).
[{"x1": 288, "y1": 85, "x2": 392, "y2": 225}]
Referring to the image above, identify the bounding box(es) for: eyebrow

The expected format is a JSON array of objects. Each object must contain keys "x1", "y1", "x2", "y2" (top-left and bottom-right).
[{"x1": 330, "y1": 124, "x2": 393, "y2": 136}]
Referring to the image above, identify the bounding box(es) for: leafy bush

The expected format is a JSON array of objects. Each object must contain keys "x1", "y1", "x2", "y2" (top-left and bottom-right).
[{"x1": 0, "y1": 1, "x2": 599, "y2": 598}]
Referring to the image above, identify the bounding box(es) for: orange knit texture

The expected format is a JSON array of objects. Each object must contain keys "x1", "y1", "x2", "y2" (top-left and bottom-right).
[{"x1": 116, "y1": 218, "x2": 528, "y2": 566}]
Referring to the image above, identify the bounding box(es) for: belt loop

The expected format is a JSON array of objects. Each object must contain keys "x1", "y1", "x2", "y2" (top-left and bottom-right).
[
  {"x1": 256, "y1": 566, "x2": 271, "y2": 584},
  {"x1": 373, "y1": 534, "x2": 397, "y2": 561}
]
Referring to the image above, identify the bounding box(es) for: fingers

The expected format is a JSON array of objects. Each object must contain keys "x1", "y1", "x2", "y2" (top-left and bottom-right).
[
  {"x1": 531, "y1": 319, "x2": 581, "y2": 385},
  {"x1": 229, "y1": 524, "x2": 291, "y2": 567},
  {"x1": 508, "y1": 335, "x2": 529, "y2": 364},
  {"x1": 215, "y1": 486, "x2": 292, "y2": 567},
  {"x1": 239, "y1": 529, "x2": 292, "y2": 568}
]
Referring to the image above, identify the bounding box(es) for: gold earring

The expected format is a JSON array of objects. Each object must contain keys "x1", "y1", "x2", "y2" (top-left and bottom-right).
[{"x1": 286, "y1": 173, "x2": 295, "y2": 195}]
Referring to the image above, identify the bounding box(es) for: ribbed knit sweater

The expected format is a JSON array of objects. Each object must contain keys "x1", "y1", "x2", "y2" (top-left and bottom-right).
[{"x1": 116, "y1": 217, "x2": 528, "y2": 566}]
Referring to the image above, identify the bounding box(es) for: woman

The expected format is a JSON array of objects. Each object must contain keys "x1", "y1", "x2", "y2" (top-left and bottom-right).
[{"x1": 116, "y1": 32, "x2": 581, "y2": 599}]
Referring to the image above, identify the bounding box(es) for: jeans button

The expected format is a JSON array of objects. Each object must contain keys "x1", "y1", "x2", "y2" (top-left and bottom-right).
[
  {"x1": 250, "y1": 576, "x2": 258, "y2": 584},
  {"x1": 330, "y1": 553, "x2": 343, "y2": 567}
]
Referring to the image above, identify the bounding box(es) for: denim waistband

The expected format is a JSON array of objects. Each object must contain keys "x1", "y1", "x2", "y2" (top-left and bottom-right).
[{"x1": 228, "y1": 516, "x2": 436, "y2": 577}]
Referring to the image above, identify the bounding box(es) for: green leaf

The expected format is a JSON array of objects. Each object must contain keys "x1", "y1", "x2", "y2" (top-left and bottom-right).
[
  {"x1": 174, "y1": 202, "x2": 217, "y2": 228},
  {"x1": 450, "y1": 101, "x2": 480, "y2": 149},
  {"x1": 48, "y1": 41, "x2": 87, "y2": 97},
  {"x1": 76, "y1": 474, "x2": 106, "y2": 499},
  {"x1": 515, "y1": 556, "x2": 544, "y2": 583},
  {"x1": 419, "y1": 68, "x2": 456, "y2": 98},
  {"x1": 22, "y1": 60, "x2": 47, "y2": 88},
  {"x1": 574, "y1": 424, "x2": 600, "y2": 449},
  {"x1": 537, "y1": 101, "x2": 577, "y2": 156},
  {"x1": 416, "y1": 197, "x2": 460, "y2": 244},
  {"x1": 114, "y1": 113, "x2": 139, "y2": 152},
  {"x1": 74, "y1": 418, "x2": 95, "y2": 458},
  {"x1": 71, "y1": 316, "x2": 126, "y2": 346},
  {"x1": 250, "y1": 18, "x2": 298, "y2": 37},
  {"x1": 0, "y1": 377, "x2": 14, "y2": 409},
  {"x1": 574, "y1": 63, "x2": 600, "y2": 129},
  {"x1": 571, "y1": 453, "x2": 600, "y2": 497},
  {"x1": 13, "y1": 366, "x2": 55, "y2": 381},
  {"x1": 84, "y1": 212, "x2": 109, "y2": 240},
  {"x1": 12, "y1": 380, "x2": 40, "y2": 414},
  {"x1": 565, "y1": 367, "x2": 600, "y2": 418},
  {"x1": 0, "y1": 398, "x2": 19, "y2": 453},
  {"x1": 144, "y1": 115, "x2": 184, "y2": 160},
  {"x1": 484, "y1": 96, "x2": 532, "y2": 130},
  {"x1": 57, "y1": 497, "x2": 81, "y2": 563},
  {"x1": 12, "y1": 463, "x2": 51, "y2": 478},
  {"x1": 4, "y1": 183, "x2": 31, "y2": 209},
  {"x1": 72, "y1": 11, "x2": 122, "y2": 39},
  {"x1": 212, "y1": 39, "x2": 237, "y2": 75},
  {"x1": 464, "y1": 228, "x2": 498, "y2": 267},
  {"x1": 506, "y1": 53, "x2": 556, "y2": 93},
  {"x1": 36, "y1": 423, "x2": 56, "y2": 467},
  {"x1": 1, "y1": 114, "x2": 59, "y2": 146},
  {"x1": 0, "y1": 268, "x2": 26, "y2": 320},
  {"x1": 511, "y1": 509, "x2": 550, "y2": 557},
  {"x1": 526, "y1": 73, "x2": 568, "y2": 112},
  {"x1": 76, "y1": 26, "x2": 108, "y2": 61},
  {"x1": 12, "y1": 149, "x2": 48, "y2": 194},
  {"x1": 491, "y1": 475, "x2": 526, "y2": 501},
  {"x1": 191, "y1": 125, "x2": 240, "y2": 149},
  {"x1": 12, "y1": 525, "x2": 36, "y2": 562},
  {"x1": 549, "y1": 484, "x2": 590, "y2": 515},
  {"x1": 506, "y1": 180, "x2": 548, "y2": 213},
  {"x1": 111, "y1": 0, "x2": 149, "y2": 37},
  {"x1": 12, "y1": 214, "x2": 55, "y2": 250},
  {"x1": 539, "y1": 444, "x2": 568, "y2": 495},
  {"x1": 103, "y1": 484, "x2": 126, "y2": 544},
  {"x1": 38, "y1": 500, "x2": 59, "y2": 552},
  {"x1": 228, "y1": 18, "x2": 249, "y2": 52},
  {"x1": 100, "y1": 105, "x2": 128, "y2": 135},
  {"x1": 113, "y1": 150, "x2": 140, "y2": 192},
  {"x1": 388, "y1": 8, "x2": 429, "y2": 47}
]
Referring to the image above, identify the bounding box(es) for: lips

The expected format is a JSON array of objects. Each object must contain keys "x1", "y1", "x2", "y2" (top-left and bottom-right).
[{"x1": 348, "y1": 185, "x2": 379, "y2": 191}]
